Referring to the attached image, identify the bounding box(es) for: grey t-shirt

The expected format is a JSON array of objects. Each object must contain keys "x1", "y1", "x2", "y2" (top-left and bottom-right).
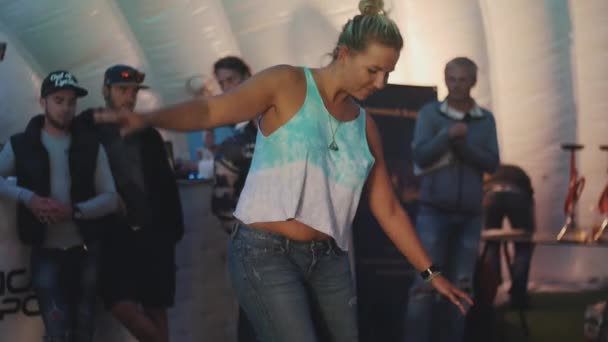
[{"x1": 97, "y1": 126, "x2": 152, "y2": 229}]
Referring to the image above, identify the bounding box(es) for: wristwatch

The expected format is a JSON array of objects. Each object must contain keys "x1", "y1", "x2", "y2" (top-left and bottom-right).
[
  {"x1": 420, "y1": 264, "x2": 441, "y2": 282},
  {"x1": 72, "y1": 205, "x2": 84, "y2": 220}
]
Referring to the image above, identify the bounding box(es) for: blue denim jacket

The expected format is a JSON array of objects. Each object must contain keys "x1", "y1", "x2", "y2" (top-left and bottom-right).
[{"x1": 412, "y1": 100, "x2": 499, "y2": 214}]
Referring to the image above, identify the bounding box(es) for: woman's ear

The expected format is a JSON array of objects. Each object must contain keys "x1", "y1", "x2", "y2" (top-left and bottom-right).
[{"x1": 335, "y1": 45, "x2": 351, "y2": 62}]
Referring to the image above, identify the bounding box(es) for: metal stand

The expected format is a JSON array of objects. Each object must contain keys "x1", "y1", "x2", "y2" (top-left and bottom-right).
[
  {"x1": 557, "y1": 144, "x2": 586, "y2": 241},
  {"x1": 592, "y1": 145, "x2": 608, "y2": 241}
]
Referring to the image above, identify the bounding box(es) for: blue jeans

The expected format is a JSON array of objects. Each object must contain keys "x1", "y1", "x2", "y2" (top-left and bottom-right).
[
  {"x1": 31, "y1": 244, "x2": 100, "y2": 342},
  {"x1": 227, "y1": 223, "x2": 358, "y2": 342},
  {"x1": 403, "y1": 207, "x2": 482, "y2": 342}
]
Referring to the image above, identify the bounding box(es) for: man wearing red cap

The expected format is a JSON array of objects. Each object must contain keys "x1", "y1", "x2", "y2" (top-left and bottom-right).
[{"x1": 78, "y1": 65, "x2": 183, "y2": 342}]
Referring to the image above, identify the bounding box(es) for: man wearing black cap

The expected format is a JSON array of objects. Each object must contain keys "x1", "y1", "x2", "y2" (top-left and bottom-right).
[
  {"x1": 0, "y1": 70, "x2": 120, "y2": 342},
  {"x1": 78, "y1": 65, "x2": 183, "y2": 342}
]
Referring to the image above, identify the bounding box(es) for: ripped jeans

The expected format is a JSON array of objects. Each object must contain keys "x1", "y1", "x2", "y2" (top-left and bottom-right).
[
  {"x1": 31, "y1": 244, "x2": 99, "y2": 342},
  {"x1": 403, "y1": 207, "x2": 481, "y2": 342},
  {"x1": 228, "y1": 223, "x2": 358, "y2": 342}
]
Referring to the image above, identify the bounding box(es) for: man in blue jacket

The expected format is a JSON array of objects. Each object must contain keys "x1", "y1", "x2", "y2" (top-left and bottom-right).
[{"x1": 404, "y1": 57, "x2": 500, "y2": 342}]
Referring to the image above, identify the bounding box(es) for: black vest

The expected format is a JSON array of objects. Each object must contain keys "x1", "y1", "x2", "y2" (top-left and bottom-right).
[
  {"x1": 76, "y1": 109, "x2": 184, "y2": 243},
  {"x1": 10, "y1": 115, "x2": 108, "y2": 245}
]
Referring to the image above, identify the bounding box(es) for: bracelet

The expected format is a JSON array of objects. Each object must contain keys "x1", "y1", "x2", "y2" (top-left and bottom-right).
[
  {"x1": 425, "y1": 271, "x2": 442, "y2": 283},
  {"x1": 420, "y1": 265, "x2": 441, "y2": 282}
]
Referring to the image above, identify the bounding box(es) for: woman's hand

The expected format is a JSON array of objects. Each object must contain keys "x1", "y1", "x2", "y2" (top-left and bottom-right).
[
  {"x1": 430, "y1": 275, "x2": 473, "y2": 314},
  {"x1": 94, "y1": 108, "x2": 146, "y2": 136}
]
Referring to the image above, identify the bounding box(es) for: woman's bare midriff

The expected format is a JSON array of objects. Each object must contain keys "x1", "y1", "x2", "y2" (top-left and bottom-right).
[{"x1": 247, "y1": 220, "x2": 332, "y2": 241}]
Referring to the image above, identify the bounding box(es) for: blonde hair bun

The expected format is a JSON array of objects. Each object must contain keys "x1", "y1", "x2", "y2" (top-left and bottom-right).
[{"x1": 359, "y1": 0, "x2": 385, "y2": 16}]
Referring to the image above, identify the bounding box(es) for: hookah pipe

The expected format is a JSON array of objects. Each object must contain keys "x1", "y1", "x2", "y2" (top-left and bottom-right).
[
  {"x1": 599, "y1": 185, "x2": 608, "y2": 214},
  {"x1": 557, "y1": 144, "x2": 585, "y2": 241},
  {"x1": 592, "y1": 145, "x2": 608, "y2": 241},
  {"x1": 599, "y1": 146, "x2": 608, "y2": 215},
  {"x1": 564, "y1": 145, "x2": 586, "y2": 215}
]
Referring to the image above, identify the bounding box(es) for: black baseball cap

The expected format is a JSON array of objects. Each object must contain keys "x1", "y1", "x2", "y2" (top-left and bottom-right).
[
  {"x1": 40, "y1": 70, "x2": 88, "y2": 98},
  {"x1": 104, "y1": 64, "x2": 149, "y2": 89}
]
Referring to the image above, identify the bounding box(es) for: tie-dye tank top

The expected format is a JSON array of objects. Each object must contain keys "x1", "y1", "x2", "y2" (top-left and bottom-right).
[{"x1": 233, "y1": 67, "x2": 375, "y2": 250}]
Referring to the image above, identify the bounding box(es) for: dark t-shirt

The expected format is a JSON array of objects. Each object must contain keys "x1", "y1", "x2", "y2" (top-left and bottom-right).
[
  {"x1": 485, "y1": 164, "x2": 533, "y2": 197},
  {"x1": 211, "y1": 121, "x2": 257, "y2": 223}
]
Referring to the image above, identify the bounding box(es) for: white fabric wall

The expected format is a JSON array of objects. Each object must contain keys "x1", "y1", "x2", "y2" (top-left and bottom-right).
[
  {"x1": 480, "y1": 0, "x2": 579, "y2": 280},
  {"x1": 222, "y1": 0, "x2": 359, "y2": 71},
  {"x1": 396, "y1": 0, "x2": 492, "y2": 108},
  {"x1": 0, "y1": 179, "x2": 44, "y2": 341},
  {"x1": 0, "y1": 30, "x2": 41, "y2": 141},
  {"x1": 114, "y1": 0, "x2": 242, "y2": 157}
]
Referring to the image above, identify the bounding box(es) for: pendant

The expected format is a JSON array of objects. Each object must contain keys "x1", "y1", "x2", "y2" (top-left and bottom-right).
[{"x1": 328, "y1": 141, "x2": 339, "y2": 151}]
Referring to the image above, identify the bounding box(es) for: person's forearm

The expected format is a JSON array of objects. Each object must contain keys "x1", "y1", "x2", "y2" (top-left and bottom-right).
[
  {"x1": 76, "y1": 192, "x2": 120, "y2": 219},
  {"x1": 143, "y1": 99, "x2": 211, "y2": 131},
  {"x1": 377, "y1": 206, "x2": 433, "y2": 272},
  {"x1": 0, "y1": 175, "x2": 34, "y2": 204},
  {"x1": 453, "y1": 141, "x2": 499, "y2": 173},
  {"x1": 0, "y1": 142, "x2": 33, "y2": 203},
  {"x1": 412, "y1": 128, "x2": 452, "y2": 168}
]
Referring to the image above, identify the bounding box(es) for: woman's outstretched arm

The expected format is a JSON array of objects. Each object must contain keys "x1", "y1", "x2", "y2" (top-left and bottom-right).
[
  {"x1": 364, "y1": 113, "x2": 473, "y2": 314},
  {"x1": 95, "y1": 65, "x2": 297, "y2": 134}
]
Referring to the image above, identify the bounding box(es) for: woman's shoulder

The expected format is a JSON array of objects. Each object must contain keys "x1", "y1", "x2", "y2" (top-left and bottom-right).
[
  {"x1": 260, "y1": 64, "x2": 305, "y2": 85},
  {"x1": 256, "y1": 65, "x2": 308, "y2": 112}
]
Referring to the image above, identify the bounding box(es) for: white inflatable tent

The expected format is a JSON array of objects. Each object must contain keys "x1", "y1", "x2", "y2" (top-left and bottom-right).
[{"x1": 1, "y1": 1, "x2": 607, "y2": 341}]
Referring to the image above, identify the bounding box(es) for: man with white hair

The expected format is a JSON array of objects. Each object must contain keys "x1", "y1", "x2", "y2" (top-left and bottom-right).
[{"x1": 404, "y1": 57, "x2": 500, "y2": 342}]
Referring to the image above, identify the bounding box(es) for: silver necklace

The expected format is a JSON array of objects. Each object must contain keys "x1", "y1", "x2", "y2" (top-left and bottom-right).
[{"x1": 328, "y1": 115, "x2": 342, "y2": 151}]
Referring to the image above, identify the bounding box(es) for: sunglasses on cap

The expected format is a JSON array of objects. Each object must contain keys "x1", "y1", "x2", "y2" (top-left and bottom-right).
[{"x1": 119, "y1": 69, "x2": 146, "y2": 83}]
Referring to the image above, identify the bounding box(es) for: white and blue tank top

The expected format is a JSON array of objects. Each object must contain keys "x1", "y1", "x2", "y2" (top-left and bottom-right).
[{"x1": 234, "y1": 67, "x2": 375, "y2": 250}]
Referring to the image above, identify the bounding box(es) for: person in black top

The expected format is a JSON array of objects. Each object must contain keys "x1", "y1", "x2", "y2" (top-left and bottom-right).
[
  {"x1": 211, "y1": 56, "x2": 255, "y2": 231},
  {"x1": 483, "y1": 164, "x2": 535, "y2": 309},
  {"x1": 209, "y1": 56, "x2": 259, "y2": 342},
  {"x1": 78, "y1": 65, "x2": 183, "y2": 342}
]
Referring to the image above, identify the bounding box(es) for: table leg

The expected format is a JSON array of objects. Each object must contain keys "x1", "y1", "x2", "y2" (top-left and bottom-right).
[{"x1": 502, "y1": 241, "x2": 530, "y2": 338}]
